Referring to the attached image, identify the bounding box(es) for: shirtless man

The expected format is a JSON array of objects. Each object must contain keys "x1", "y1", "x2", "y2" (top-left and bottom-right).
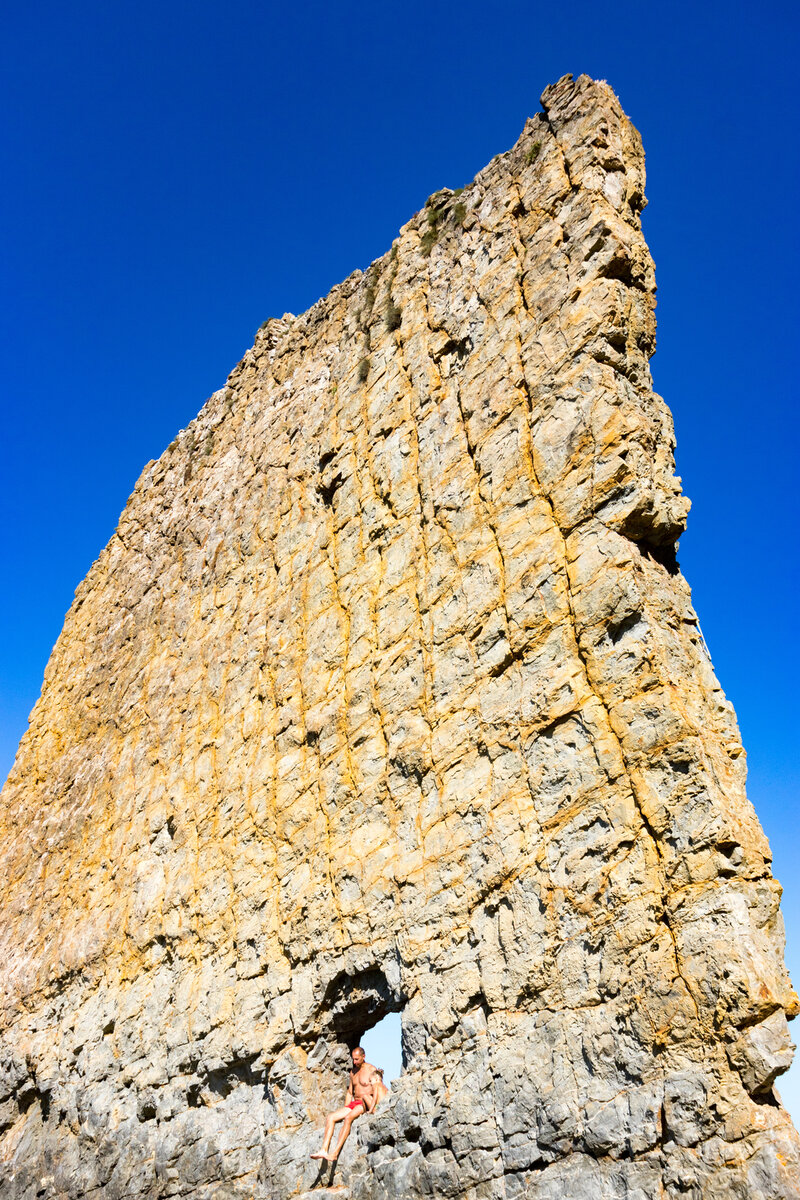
[{"x1": 310, "y1": 1046, "x2": 377, "y2": 1162}]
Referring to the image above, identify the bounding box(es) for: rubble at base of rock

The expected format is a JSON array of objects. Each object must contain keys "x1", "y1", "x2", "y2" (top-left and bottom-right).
[{"x1": 0, "y1": 73, "x2": 797, "y2": 1199}]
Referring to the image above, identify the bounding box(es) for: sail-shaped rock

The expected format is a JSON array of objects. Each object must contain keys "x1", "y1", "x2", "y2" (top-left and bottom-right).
[{"x1": 1, "y1": 73, "x2": 798, "y2": 1199}]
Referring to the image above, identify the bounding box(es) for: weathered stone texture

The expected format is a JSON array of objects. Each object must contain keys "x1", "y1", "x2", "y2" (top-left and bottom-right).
[{"x1": 1, "y1": 74, "x2": 798, "y2": 1199}]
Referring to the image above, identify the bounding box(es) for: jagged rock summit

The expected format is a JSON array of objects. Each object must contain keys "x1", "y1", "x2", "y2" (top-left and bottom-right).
[{"x1": 1, "y1": 74, "x2": 798, "y2": 1200}]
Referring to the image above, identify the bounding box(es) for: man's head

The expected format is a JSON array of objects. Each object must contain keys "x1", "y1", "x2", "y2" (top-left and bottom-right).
[{"x1": 351, "y1": 1046, "x2": 365, "y2": 1067}]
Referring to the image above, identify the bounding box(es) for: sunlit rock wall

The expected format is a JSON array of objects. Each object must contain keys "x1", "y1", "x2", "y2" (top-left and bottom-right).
[{"x1": 1, "y1": 74, "x2": 798, "y2": 1200}]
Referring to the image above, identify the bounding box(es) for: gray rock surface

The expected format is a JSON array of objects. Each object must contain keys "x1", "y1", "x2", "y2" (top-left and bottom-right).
[{"x1": 0, "y1": 73, "x2": 798, "y2": 1198}]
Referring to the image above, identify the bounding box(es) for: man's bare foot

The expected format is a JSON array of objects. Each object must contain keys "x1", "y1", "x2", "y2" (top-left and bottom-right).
[{"x1": 310, "y1": 1151, "x2": 337, "y2": 1162}]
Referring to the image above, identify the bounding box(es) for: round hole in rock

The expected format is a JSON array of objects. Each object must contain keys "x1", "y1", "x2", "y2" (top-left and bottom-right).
[
  {"x1": 360, "y1": 1010, "x2": 403, "y2": 1086},
  {"x1": 325, "y1": 966, "x2": 399, "y2": 1041}
]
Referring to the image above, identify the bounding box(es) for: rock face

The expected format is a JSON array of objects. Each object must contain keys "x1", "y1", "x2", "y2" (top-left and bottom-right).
[{"x1": 1, "y1": 73, "x2": 798, "y2": 1200}]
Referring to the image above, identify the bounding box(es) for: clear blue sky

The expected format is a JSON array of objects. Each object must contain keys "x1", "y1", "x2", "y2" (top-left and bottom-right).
[{"x1": 2, "y1": 0, "x2": 798, "y2": 1116}]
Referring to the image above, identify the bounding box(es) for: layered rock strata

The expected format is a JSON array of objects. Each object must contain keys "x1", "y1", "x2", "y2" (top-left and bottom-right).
[{"x1": 1, "y1": 74, "x2": 798, "y2": 1199}]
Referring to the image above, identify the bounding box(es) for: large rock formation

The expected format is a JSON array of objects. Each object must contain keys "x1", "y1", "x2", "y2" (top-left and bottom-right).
[{"x1": 1, "y1": 74, "x2": 797, "y2": 1200}]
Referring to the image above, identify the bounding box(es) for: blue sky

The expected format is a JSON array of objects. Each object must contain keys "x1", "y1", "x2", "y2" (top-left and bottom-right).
[{"x1": 2, "y1": 0, "x2": 798, "y2": 1117}]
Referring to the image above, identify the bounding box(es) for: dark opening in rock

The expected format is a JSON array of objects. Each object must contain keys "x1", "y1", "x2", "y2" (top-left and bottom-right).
[{"x1": 324, "y1": 965, "x2": 403, "y2": 1046}]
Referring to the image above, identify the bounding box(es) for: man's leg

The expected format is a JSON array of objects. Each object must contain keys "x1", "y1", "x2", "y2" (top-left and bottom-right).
[
  {"x1": 311, "y1": 1106, "x2": 351, "y2": 1160},
  {"x1": 330, "y1": 1105, "x2": 363, "y2": 1159}
]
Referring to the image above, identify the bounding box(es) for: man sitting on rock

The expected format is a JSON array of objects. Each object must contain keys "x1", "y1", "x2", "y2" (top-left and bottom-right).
[{"x1": 310, "y1": 1046, "x2": 377, "y2": 1162}]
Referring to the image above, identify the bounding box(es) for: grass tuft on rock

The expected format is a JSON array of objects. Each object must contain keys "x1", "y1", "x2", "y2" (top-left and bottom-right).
[{"x1": 386, "y1": 300, "x2": 402, "y2": 332}]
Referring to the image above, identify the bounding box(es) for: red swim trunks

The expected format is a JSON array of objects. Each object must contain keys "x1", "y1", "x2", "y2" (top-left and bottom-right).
[{"x1": 347, "y1": 1100, "x2": 365, "y2": 1112}]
